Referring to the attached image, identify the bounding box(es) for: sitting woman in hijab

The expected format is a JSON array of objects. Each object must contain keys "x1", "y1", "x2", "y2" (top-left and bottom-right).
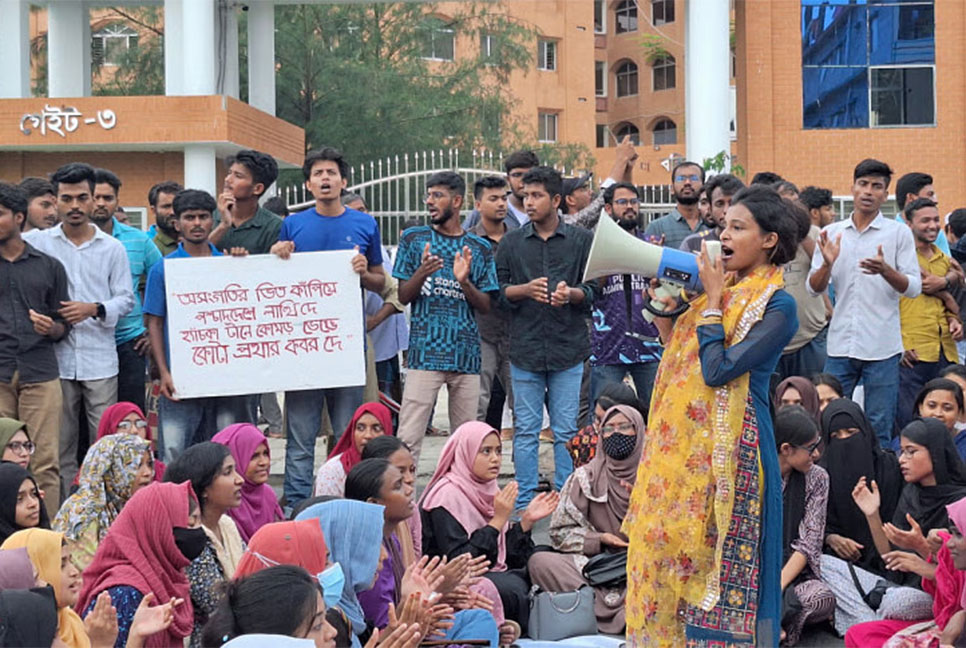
[
  {"x1": 88, "y1": 402, "x2": 165, "y2": 483},
  {"x1": 419, "y1": 421, "x2": 558, "y2": 642},
  {"x1": 212, "y1": 423, "x2": 283, "y2": 543},
  {"x1": 812, "y1": 373, "x2": 844, "y2": 413},
  {"x1": 773, "y1": 406, "x2": 834, "y2": 645},
  {"x1": 842, "y1": 495, "x2": 966, "y2": 647},
  {"x1": 52, "y1": 433, "x2": 154, "y2": 570},
  {"x1": 822, "y1": 417, "x2": 966, "y2": 634},
  {"x1": 164, "y1": 442, "x2": 246, "y2": 647},
  {"x1": 346, "y1": 458, "x2": 500, "y2": 647},
  {"x1": 0, "y1": 586, "x2": 59, "y2": 648},
  {"x1": 0, "y1": 462, "x2": 50, "y2": 545},
  {"x1": 566, "y1": 382, "x2": 646, "y2": 470},
  {"x1": 0, "y1": 418, "x2": 33, "y2": 469},
  {"x1": 76, "y1": 481, "x2": 197, "y2": 648},
  {"x1": 528, "y1": 404, "x2": 645, "y2": 634},
  {"x1": 774, "y1": 376, "x2": 822, "y2": 421},
  {"x1": 314, "y1": 402, "x2": 392, "y2": 498}
]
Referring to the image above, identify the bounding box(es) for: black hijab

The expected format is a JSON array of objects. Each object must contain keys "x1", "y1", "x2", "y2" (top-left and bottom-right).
[
  {"x1": 0, "y1": 586, "x2": 58, "y2": 647},
  {"x1": 894, "y1": 418, "x2": 966, "y2": 534},
  {"x1": 0, "y1": 463, "x2": 50, "y2": 545},
  {"x1": 819, "y1": 399, "x2": 902, "y2": 572}
]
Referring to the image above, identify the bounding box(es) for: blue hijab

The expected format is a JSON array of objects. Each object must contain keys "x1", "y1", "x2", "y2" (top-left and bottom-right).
[{"x1": 296, "y1": 499, "x2": 385, "y2": 648}]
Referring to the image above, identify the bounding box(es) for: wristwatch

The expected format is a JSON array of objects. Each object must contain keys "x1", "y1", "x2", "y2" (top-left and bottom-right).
[{"x1": 94, "y1": 303, "x2": 106, "y2": 320}]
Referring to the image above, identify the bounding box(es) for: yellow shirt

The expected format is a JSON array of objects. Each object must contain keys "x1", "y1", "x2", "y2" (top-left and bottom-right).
[{"x1": 900, "y1": 244, "x2": 957, "y2": 363}]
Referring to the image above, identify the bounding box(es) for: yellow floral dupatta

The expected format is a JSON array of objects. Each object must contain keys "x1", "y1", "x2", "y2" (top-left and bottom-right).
[{"x1": 622, "y1": 264, "x2": 784, "y2": 647}]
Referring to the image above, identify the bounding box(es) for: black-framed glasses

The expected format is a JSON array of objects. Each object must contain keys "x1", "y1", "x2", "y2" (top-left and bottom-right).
[
  {"x1": 6, "y1": 441, "x2": 35, "y2": 455},
  {"x1": 797, "y1": 439, "x2": 822, "y2": 454}
]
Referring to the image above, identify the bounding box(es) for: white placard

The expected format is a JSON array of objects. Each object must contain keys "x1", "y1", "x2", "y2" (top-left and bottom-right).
[{"x1": 163, "y1": 250, "x2": 365, "y2": 398}]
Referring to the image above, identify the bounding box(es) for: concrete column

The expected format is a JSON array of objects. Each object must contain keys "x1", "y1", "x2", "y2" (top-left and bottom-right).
[
  {"x1": 685, "y1": 0, "x2": 731, "y2": 169},
  {"x1": 247, "y1": 1, "x2": 276, "y2": 115},
  {"x1": 48, "y1": 0, "x2": 91, "y2": 97},
  {"x1": 182, "y1": 0, "x2": 215, "y2": 95},
  {"x1": 0, "y1": 0, "x2": 31, "y2": 98},
  {"x1": 220, "y1": 4, "x2": 240, "y2": 98},
  {"x1": 164, "y1": 0, "x2": 184, "y2": 95},
  {"x1": 184, "y1": 144, "x2": 217, "y2": 196}
]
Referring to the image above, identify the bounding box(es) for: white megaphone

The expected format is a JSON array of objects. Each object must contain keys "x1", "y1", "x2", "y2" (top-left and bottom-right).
[{"x1": 583, "y1": 214, "x2": 720, "y2": 319}]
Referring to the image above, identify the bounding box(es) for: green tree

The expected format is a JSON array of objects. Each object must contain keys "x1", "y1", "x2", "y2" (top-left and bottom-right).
[{"x1": 92, "y1": 7, "x2": 165, "y2": 96}]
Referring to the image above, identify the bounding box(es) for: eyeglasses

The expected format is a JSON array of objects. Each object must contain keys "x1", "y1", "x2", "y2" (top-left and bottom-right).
[
  {"x1": 613, "y1": 198, "x2": 640, "y2": 206},
  {"x1": 117, "y1": 420, "x2": 148, "y2": 431},
  {"x1": 674, "y1": 174, "x2": 701, "y2": 183},
  {"x1": 5, "y1": 441, "x2": 35, "y2": 455},
  {"x1": 797, "y1": 439, "x2": 822, "y2": 454},
  {"x1": 424, "y1": 191, "x2": 450, "y2": 201},
  {"x1": 899, "y1": 447, "x2": 922, "y2": 459},
  {"x1": 601, "y1": 423, "x2": 636, "y2": 437}
]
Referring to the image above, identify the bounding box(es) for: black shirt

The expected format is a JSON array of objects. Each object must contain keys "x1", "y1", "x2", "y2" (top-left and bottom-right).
[
  {"x1": 421, "y1": 507, "x2": 535, "y2": 570},
  {"x1": 0, "y1": 242, "x2": 70, "y2": 384},
  {"x1": 495, "y1": 219, "x2": 598, "y2": 372}
]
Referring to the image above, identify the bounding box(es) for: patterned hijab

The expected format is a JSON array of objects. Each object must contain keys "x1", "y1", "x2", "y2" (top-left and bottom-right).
[
  {"x1": 53, "y1": 433, "x2": 151, "y2": 546},
  {"x1": 212, "y1": 424, "x2": 283, "y2": 543},
  {"x1": 93, "y1": 402, "x2": 164, "y2": 482}
]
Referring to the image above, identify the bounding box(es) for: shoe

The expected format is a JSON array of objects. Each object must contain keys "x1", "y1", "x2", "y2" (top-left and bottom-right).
[{"x1": 539, "y1": 427, "x2": 553, "y2": 443}]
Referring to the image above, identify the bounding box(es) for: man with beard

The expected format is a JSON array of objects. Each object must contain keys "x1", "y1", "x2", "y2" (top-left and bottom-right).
[
  {"x1": 560, "y1": 135, "x2": 639, "y2": 229},
  {"x1": 393, "y1": 171, "x2": 499, "y2": 460},
  {"x1": 644, "y1": 160, "x2": 708, "y2": 249},
  {"x1": 461, "y1": 149, "x2": 538, "y2": 231},
  {"x1": 589, "y1": 182, "x2": 662, "y2": 410},
  {"x1": 18, "y1": 178, "x2": 58, "y2": 231},
  {"x1": 799, "y1": 186, "x2": 836, "y2": 229},
  {"x1": 147, "y1": 181, "x2": 183, "y2": 256},
  {"x1": 91, "y1": 168, "x2": 162, "y2": 411},
  {"x1": 24, "y1": 162, "x2": 134, "y2": 494},
  {"x1": 680, "y1": 173, "x2": 744, "y2": 253}
]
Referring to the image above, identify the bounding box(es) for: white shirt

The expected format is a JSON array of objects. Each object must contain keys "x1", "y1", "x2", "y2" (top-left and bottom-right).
[
  {"x1": 24, "y1": 224, "x2": 135, "y2": 380},
  {"x1": 807, "y1": 212, "x2": 920, "y2": 361}
]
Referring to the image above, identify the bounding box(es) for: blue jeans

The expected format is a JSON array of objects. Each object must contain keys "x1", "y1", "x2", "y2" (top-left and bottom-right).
[
  {"x1": 825, "y1": 354, "x2": 901, "y2": 447},
  {"x1": 590, "y1": 361, "x2": 660, "y2": 412},
  {"x1": 158, "y1": 394, "x2": 251, "y2": 463},
  {"x1": 510, "y1": 362, "x2": 583, "y2": 509},
  {"x1": 440, "y1": 608, "x2": 499, "y2": 647},
  {"x1": 776, "y1": 326, "x2": 828, "y2": 383},
  {"x1": 283, "y1": 385, "x2": 364, "y2": 505},
  {"x1": 898, "y1": 356, "x2": 950, "y2": 431}
]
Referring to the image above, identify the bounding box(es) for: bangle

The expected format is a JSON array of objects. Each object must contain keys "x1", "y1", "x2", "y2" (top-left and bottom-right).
[{"x1": 700, "y1": 308, "x2": 722, "y2": 319}]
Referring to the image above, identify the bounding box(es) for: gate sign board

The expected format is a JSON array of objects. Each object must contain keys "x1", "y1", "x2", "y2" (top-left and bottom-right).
[{"x1": 164, "y1": 250, "x2": 365, "y2": 399}]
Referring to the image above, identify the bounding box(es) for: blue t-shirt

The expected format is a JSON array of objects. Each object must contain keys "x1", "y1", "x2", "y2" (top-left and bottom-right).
[
  {"x1": 112, "y1": 218, "x2": 163, "y2": 344},
  {"x1": 393, "y1": 226, "x2": 498, "y2": 374},
  {"x1": 279, "y1": 205, "x2": 383, "y2": 267}
]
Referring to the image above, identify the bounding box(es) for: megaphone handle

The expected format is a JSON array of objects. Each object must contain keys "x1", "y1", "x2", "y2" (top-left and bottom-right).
[{"x1": 643, "y1": 282, "x2": 690, "y2": 319}]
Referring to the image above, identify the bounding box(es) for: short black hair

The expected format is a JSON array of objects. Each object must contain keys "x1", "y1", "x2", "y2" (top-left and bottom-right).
[
  {"x1": 853, "y1": 158, "x2": 893, "y2": 186},
  {"x1": 93, "y1": 168, "x2": 122, "y2": 195},
  {"x1": 262, "y1": 195, "x2": 289, "y2": 217},
  {"x1": 812, "y1": 373, "x2": 844, "y2": 397},
  {"x1": 0, "y1": 183, "x2": 28, "y2": 224},
  {"x1": 948, "y1": 209, "x2": 966, "y2": 239},
  {"x1": 50, "y1": 162, "x2": 96, "y2": 194},
  {"x1": 473, "y1": 175, "x2": 508, "y2": 200},
  {"x1": 775, "y1": 405, "x2": 819, "y2": 449},
  {"x1": 172, "y1": 189, "x2": 217, "y2": 218},
  {"x1": 503, "y1": 150, "x2": 539, "y2": 174},
  {"x1": 903, "y1": 197, "x2": 938, "y2": 222},
  {"x1": 703, "y1": 173, "x2": 745, "y2": 202},
  {"x1": 522, "y1": 166, "x2": 563, "y2": 199},
  {"x1": 148, "y1": 181, "x2": 183, "y2": 207},
  {"x1": 18, "y1": 177, "x2": 55, "y2": 201},
  {"x1": 361, "y1": 435, "x2": 408, "y2": 460},
  {"x1": 426, "y1": 171, "x2": 465, "y2": 198},
  {"x1": 773, "y1": 180, "x2": 799, "y2": 197},
  {"x1": 671, "y1": 161, "x2": 705, "y2": 184},
  {"x1": 799, "y1": 186, "x2": 833, "y2": 211},
  {"x1": 603, "y1": 181, "x2": 639, "y2": 205},
  {"x1": 896, "y1": 172, "x2": 934, "y2": 209},
  {"x1": 730, "y1": 185, "x2": 802, "y2": 265},
  {"x1": 345, "y1": 458, "x2": 392, "y2": 502},
  {"x1": 227, "y1": 150, "x2": 279, "y2": 196},
  {"x1": 941, "y1": 364, "x2": 966, "y2": 383},
  {"x1": 302, "y1": 146, "x2": 349, "y2": 181},
  {"x1": 785, "y1": 197, "x2": 812, "y2": 241},
  {"x1": 915, "y1": 378, "x2": 964, "y2": 415},
  {"x1": 751, "y1": 171, "x2": 783, "y2": 186},
  {"x1": 163, "y1": 441, "x2": 230, "y2": 512},
  {"x1": 341, "y1": 192, "x2": 366, "y2": 209}
]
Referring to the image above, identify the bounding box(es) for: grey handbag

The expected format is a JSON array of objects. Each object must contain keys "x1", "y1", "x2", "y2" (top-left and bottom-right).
[{"x1": 527, "y1": 585, "x2": 597, "y2": 641}]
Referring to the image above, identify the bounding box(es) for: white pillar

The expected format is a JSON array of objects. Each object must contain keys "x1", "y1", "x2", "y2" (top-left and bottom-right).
[
  {"x1": 220, "y1": 4, "x2": 240, "y2": 98},
  {"x1": 0, "y1": 0, "x2": 31, "y2": 98},
  {"x1": 182, "y1": 0, "x2": 215, "y2": 95},
  {"x1": 164, "y1": 0, "x2": 184, "y2": 95},
  {"x1": 685, "y1": 0, "x2": 731, "y2": 169},
  {"x1": 247, "y1": 1, "x2": 276, "y2": 115},
  {"x1": 184, "y1": 144, "x2": 218, "y2": 196},
  {"x1": 48, "y1": 0, "x2": 91, "y2": 98}
]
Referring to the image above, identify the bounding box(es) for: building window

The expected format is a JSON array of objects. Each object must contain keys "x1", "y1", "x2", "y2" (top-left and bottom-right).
[
  {"x1": 801, "y1": 0, "x2": 935, "y2": 128},
  {"x1": 594, "y1": 0, "x2": 606, "y2": 34},
  {"x1": 616, "y1": 0, "x2": 638, "y2": 34},
  {"x1": 615, "y1": 122, "x2": 641, "y2": 145},
  {"x1": 538, "y1": 40, "x2": 557, "y2": 71},
  {"x1": 596, "y1": 124, "x2": 610, "y2": 147},
  {"x1": 595, "y1": 61, "x2": 607, "y2": 97},
  {"x1": 420, "y1": 17, "x2": 454, "y2": 61},
  {"x1": 616, "y1": 60, "x2": 639, "y2": 97},
  {"x1": 538, "y1": 112, "x2": 558, "y2": 142},
  {"x1": 481, "y1": 33, "x2": 498, "y2": 63},
  {"x1": 652, "y1": 0, "x2": 675, "y2": 26},
  {"x1": 652, "y1": 55, "x2": 676, "y2": 91},
  {"x1": 653, "y1": 118, "x2": 677, "y2": 145},
  {"x1": 92, "y1": 23, "x2": 138, "y2": 66}
]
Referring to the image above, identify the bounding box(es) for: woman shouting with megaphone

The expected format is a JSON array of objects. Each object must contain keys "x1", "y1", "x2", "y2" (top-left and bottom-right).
[{"x1": 622, "y1": 185, "x2": 804, "y2": 647}]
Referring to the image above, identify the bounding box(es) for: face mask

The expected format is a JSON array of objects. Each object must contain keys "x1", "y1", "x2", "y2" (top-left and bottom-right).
[
  {"x1": 318, "y1": 562, "x2": 345, "y2": 608},
  {"x1": 603, "y1": 432, "x2": 637, "y2": 460},
  {"x1": 173, "y1": 527, "x2": 207, "y2": 561}
]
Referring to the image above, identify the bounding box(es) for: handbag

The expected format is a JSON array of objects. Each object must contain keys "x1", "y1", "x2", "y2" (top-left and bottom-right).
[
  {"x1": 582, "y1": 550, "x2": 627, "y2": 589},
  {"x1": 528, "y1": 586, "x2": 597, "y2": 641}
]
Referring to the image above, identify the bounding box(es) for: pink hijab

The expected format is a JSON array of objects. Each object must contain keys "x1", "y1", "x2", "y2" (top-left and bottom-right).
[
  {"x1": 946, "y1": 497, "x2": 966, "y2": 610},
  {"x1": 88, "y1": 402, "x2": 165, "y2": 482},
  {"x1": 418, "y1": 422, "x2": 506, "y2": 571},
  {"x1": 212, "y1": 424, "x2": 283, "y2": 543}
]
